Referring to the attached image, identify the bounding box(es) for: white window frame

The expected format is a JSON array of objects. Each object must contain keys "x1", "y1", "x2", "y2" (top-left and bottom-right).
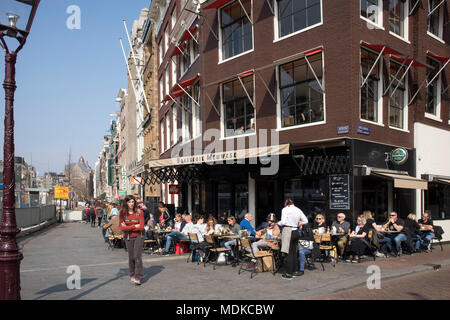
[
  {"x1": 165, "y1": 112, "x2": 171, "y2": 151},
  {"x1": 389, "y1": 0, "x2": 410, "y2": 43},
  {"x1": 360, "y1": 0, "x2": 384, "y2": 30},
  {"x1": 159, "y1": 76, "x2": 164, "y2": 108},
  {"x1": 359, "y1": 47, "x2": 384, "y2": 127},
  {"x1": 159, "y1": 40, "x2": 163, "y2": 67},
  {"x1": 427, "y1": 0, "x2": 445, "y2": 42},
  {"x1": 172, "y1": 105, "x2": 178, "y2": 147},
  {"x1": 218, "y1": 0, "x2": 255, "y2": 64},
  {"x1": 425, "y1": 58, "x2": 443, "y2": 122},
  {"x1": 192, "y1": 82, "x2": 202, "y2": 139},
  {"x1": 164, "y1": 26, "x2": 169, "y2": 54},
  {"x1": 160, "y1": 119, "x2": 165, "y2": 154},
  {"x1": 275, "y1": 51, "x2": 327, "y2": 131},
  {"x1": 388, "y1": 63, "x2": 409, "y2": 132},
  {"x1": 165, "y1": 67, "x2": 170, "y2": 97},
  {"x1": 182, "y1": 97, "x2": 193, "y2": 142},
  {"x1": 273, "y1": 0, "x2": 323, "y2": 43},
  {"x1": 171, "y1": 59, "x2": 177, "y2": 88},
  {"x1": 171, "y1": 7, "x2": 177, "y2": 31}
]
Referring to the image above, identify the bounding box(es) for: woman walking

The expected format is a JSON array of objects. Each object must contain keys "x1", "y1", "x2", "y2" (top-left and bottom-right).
[{"x1": 120, "y1": 195, "x2": 145, "y2": 285}]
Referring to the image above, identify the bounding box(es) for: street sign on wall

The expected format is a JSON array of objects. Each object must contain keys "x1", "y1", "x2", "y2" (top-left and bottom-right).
[
  {"x1": 54, "y1": 186, "x2": 69, "y2": 200},
  {"x1": 169, "y1": 184, "x2": 180, "y2": 194},
  {"x1": 131, "y1": 176, "x2": 144, "y2": 185}
]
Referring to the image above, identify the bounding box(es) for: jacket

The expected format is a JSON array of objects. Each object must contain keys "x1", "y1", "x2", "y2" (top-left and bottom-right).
[
  {"x1": 119, "y1": 210, "x2": 145, "y2": 238},
  {"x1": 103, "y1": 216, "x2": 123, "y2": 236}
]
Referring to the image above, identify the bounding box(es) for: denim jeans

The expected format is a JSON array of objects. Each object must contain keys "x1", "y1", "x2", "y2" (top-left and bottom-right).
[
  {"x1": 222, "y1": 240, "x2": 237, "y2": 257},
  {"x1": 164, "y1": 231, "x2": 188, "y2": 252},
  {"x1": 298, "y1": 248, "x2": 312, "y2": 272},
  {"x1": 416, "y1": 232, "x2": 435, "y2": 250},
  {"x1": 390, "y1": 233, "x2": 407, "y2": 253},
  {"x1": 379, "y1": 236, "x2": 392, "y2": 254}
]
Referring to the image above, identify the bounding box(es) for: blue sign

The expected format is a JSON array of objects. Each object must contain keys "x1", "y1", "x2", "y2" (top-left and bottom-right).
[
  {"x1": 337, "y1": 125, "x2": 349, "y2": 135},
  {"x1": 0, "y1": 184, "x2": 3, "y2": 190},
  {"x1": 357, "y1": 124, "x2": 370, "y2": 135}
]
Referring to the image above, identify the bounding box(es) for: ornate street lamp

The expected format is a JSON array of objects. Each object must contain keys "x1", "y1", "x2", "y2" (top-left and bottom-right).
[{"x1": 0, "y1": 0, "x2": 40, "y2": 300}]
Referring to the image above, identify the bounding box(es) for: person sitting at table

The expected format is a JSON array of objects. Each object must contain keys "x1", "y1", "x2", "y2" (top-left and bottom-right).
[
  {"x1": 331, "y1": 212, "x2": 350, "y2": 258},
  {"x1": 240, "y1": 213, "x2": 257, "y2": 238},
  {"x1": 220, "y1": 216, "x2": 241, "y2": 265},
  {"x1": 312, "y1": 213, "x2": 327, "y2": 234},
  {"x1": 103, "y1": 209, "x2": 123, "y2": 243},
  {"x1": 417, "y1": 212, "x2": 435, "y2": 252},
  {"x1": 404, "y1": 213, "x2": 421, "y2": 253},
  {"x1": 161, "y1": 214, "x2": 195, "y2": 256},
  {"x1": 205, "y1": 215, "x2": 220, "y2": 235},
  {"x1": 344, "y1": 215, "x2": 371, "y2": 263},
  {"x1": 247, "y1": 213, "x2": 281, "y2": 269},
  {"x1": 297, "y1": 223, "x2": 320, "y2": 276},
  {"x1": 381, "y1": 211, "x2": 407, "y2": 257}
]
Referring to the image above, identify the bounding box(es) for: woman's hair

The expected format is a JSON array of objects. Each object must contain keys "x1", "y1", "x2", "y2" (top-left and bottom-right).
[
  {"x1": 284, "y1": 198, "x2": 294, "y2": 206},
  {"x1": 121, "y1": 195, "x2": 137, "y2": 214},
  {"x1": 358, "y1": 215, "x2": 367, "y2": 226},
  {"x1": 206, "y1": 215, "x2": 217, "y2": 232},
  {"x1": 362, "y1": 210, "x2": 373, "y2": 220},
  {"x1": 407, "y1": 213, "x2": 417, "y2": 221},
  {"x1": 227, "y1": 216, "x2": 236, "y2": 224},
  {"x1": 315, "y1": 213, "x2": 325, "y2": 223},
  {"x1": 175, "y1": 213, "x2": 182, "y2": 220}
]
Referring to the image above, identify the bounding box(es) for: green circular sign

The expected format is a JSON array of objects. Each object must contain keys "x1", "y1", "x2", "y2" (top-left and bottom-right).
[{"x1": 391, "y1": 148, "x2": 408, "y2": 165}]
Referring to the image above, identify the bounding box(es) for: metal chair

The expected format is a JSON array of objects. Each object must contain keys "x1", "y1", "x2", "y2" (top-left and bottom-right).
[
  {"x1": 238, "y1": 237, "x2": 275, "y2": 279},
  {"x1": 204, "y1": 234, "x2": 232, "y2": 270}
]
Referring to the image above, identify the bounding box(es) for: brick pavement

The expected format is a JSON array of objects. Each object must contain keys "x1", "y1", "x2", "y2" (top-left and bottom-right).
[{"x1": 17, "y1": 222, "x2": 450, "y2": 300}]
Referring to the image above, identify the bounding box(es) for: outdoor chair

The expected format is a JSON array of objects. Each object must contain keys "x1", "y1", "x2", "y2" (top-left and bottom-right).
[
  {"x1": 106, "y1": 227, "x2": 124, "y2": 251},
  {"x1": 238, "y1": 237, "x2": 275, "y2": 279},
  {"x1": 314, "y1": 233, "x2": 336, "y2": 269},
  {"x1": 204, "y1": 234, "x2": 232, "y2": 270},
  {"x1": 143, "y1": 238, "x2": 157, "y2": 254},
  {"x1": 187, "y1": 233, "x2": 201, "y2": 264},
  {"x1": 430, "y1": 236, "x2": 444, "y2": 252}
]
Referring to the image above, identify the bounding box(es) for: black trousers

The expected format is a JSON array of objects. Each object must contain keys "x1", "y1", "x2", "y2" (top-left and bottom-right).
[
  {"x1": 286, "y1": 230, "x2": 299, "y2": 275},
  {"x1": 98, "y1": 217, "x2": 103, "y2": 227},
  {"x1": 90, "y1": 216, "x2": 96, "y2": 227}
]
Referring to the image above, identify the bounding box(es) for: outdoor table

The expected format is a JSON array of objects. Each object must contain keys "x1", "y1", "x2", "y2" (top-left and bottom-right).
[{"x1": 381, "y1": 230, "x2": 401, "y2": 234}]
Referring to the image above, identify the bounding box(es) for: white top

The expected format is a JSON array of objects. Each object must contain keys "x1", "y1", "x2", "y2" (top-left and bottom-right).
[
  {"x1": 174, "y1": 221, "x2": 182, "y2": 231},
  {"x1": 278, "y1": 205, "x2": 308, "y2": 228},
  {"x1": 181, "y1": 222, "x2": 196, "y2": 236},
  {"x1": 194, "y1": 223, "x2": 207, "y2": 242}
]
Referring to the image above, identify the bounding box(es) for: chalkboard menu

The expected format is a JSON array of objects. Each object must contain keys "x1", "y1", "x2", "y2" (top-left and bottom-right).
[{"x1": 329, "y1": 174, "x2": 350, "y2": 210}]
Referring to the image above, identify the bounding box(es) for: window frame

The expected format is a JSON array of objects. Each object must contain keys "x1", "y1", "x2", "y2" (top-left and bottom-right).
[
  {"x1": 388, "y1": 59, "x2": 409, "y2": 131},
  {"x1": 425, "y1": 57, "x2": 442, "y2": 121},
  {"x1": 360, "y1": 0, "x2": 384, "y2": 30},
  {"x1": 273, "y1": 0, "x2": 323, "y2": 42},
  {"x1": 427, "y1": 0, "x2": 445, "y2": 42},
  {"x1": 389, "y1": 0, "x2": 409, "y2": 42},
  {"x1": 359, "y1": 46, "x2": 384, "y2": 127},
  {"x1": 218, "y1": 0, "x2": 254, "y2": 64}
]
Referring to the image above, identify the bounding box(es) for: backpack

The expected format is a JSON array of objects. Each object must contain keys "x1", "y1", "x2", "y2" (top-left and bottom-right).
[{"x1": 89, "y1": 208, "x2": 95, "y2": 216}]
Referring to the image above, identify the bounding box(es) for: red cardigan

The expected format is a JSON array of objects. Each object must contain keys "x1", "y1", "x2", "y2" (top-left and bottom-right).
[{"x1": 119, "y1": 210, "x2": 145, "y2": 238}]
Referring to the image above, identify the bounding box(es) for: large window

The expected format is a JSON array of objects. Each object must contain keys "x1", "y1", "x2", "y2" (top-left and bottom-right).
[
  {"x1": 361, "y1": 48, "x2": 381, "y2": 123},
  {"x1": 220, "y1": 0, "x2": 253, "y2": 60},
  {"x1": 160, "y1": 119, "x2": 165, "y2": 152},
  {"x1": 192, "y1": 82, "x2": 202, "y2": 138},
  {"x1": 222, "y1": 75, "x2": 254, "y2": 137},
  {"x1": 279, "y1": 52, "x2": 324, "y2": 128},
  {"x1": 428, "y1": 0, "x2": 444, "y2": 39},
  {"x1": 426, "y1": 58, "x2": 441, "y2": 117},
  {"x1": 181, "y1": 94, "x2": 193, "y2": 142},
  {"x1": 425, "y1": 182, "x2": 450, "y2": 220},
  {"x1": 389, "y1": 0, "x2": 407, "y2": 38},
  {"x1": 361, "y1": 0, "x2": 382, "y2": 26},
  {"x1": 178, "y1": 40, "x2": 191, "y2": 78},
  {"x1": 389, "y1": 60, "x2": 407, "y2": 129},
  {"x1": 165, "y1": 113, "x2": 171, "y2": 150},
  {"x1": 277, "y1": 0, "x2": 321, "y2": 38},
  {"x1": 172, "y1": 105, "x2": 178, "y2": 145}
]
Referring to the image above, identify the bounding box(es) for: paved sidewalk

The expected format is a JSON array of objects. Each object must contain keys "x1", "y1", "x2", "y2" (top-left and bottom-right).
[{"x1": 18, "y1": 223, "x2": 450, "y2": 300}]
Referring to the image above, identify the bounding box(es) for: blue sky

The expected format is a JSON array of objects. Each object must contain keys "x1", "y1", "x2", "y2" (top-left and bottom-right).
[{"x1": 0, "y1": 0, "x2": 150, "y2": 176}]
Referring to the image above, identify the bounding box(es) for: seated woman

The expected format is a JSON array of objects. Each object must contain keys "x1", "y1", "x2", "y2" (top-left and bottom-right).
[
  {"x1": 344, "y1": 215, "x2": 371, "y2": 263},
  {"x1": 312, "y1": 213, "x2": 327, "y2": 234},
  {"x1": 103, "y1": 209, "x2": 123, "y2": 244},
  {"x1": 405, "y1": 213, "x2": 420, "y2": 253},
  {"x1": 205, "y1": 215, "x2": 220, "y2": 235}
]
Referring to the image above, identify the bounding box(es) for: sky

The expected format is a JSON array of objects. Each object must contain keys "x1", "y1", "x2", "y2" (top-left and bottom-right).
[{"x1": 0, "y1": 0, "x2": 150, "y2": 176}]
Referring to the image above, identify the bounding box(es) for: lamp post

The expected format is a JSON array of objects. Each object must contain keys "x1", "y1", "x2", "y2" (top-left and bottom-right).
[{"x1": 0, "y1": 0, "x2": 40, "y2": 300}]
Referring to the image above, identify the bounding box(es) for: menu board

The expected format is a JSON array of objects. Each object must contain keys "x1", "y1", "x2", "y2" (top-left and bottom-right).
[{"x1": 329, "y1": 174, "x2": 350, "y2": 210}]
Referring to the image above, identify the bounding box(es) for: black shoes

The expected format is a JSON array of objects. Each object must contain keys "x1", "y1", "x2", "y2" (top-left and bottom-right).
[
  {"x1": 282, "y1": 273, "x2": 293, "y2": 280},
  {"x1": 293, "y1": 271, "x2": 304, "y2": 277}
]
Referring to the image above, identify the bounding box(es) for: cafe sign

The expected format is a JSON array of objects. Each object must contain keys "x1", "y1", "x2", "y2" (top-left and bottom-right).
[{"x1": 391, "y1": 148, "x2": 408, "y2": 165}]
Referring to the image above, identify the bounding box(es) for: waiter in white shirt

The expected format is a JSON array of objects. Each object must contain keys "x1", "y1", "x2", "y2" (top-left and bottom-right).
[{"x1": 278, "y1": 199, "x2": 308, "y2": 279}]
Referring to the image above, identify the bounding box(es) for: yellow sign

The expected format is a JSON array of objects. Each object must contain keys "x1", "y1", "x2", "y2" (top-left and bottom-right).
[
  {"x1": 131, "y1": 176, "x2": 144, "y2": 185},
  {"x1": 54, "y1": 186, "x2": 69, "y2": 199}
]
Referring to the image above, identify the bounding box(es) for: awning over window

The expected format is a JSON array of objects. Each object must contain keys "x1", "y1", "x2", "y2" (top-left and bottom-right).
[
  {"x1": 180, "y1": 26, "x2": 198, "y2": 42},
  {"x1": 361, "y1": 42, "x2": 405, "y2": 56},
  {"x1": 174, "y1": 74, "x2": 200, "y2": 92},
  {"x1": 371, "y1": 171, "x2": 428, "y2": 190},
  {"x1": 162, "y1": 89, "x2": 184, "y2": 103},
  {"x1": 163, "y1": 75, "x2": 200, "y2": 105},
  {"x1": 390, "y1": 55, "x2": 428, "y2": 68},
  {"x1": 427, "y1": 51, "x2": 450, "y2": 63},
  {"x1": 204, "y1": 0, "x2": 233, "y2": 10},
  {"x1": 170, "y1": 42, "x2": 187, "y2": 57},
  {"x1": 148, "y1": 144, "x2": 290, "y2": 168},
  {"x1": 437, "y1": 179, "x2": 450, "y2": 186}
]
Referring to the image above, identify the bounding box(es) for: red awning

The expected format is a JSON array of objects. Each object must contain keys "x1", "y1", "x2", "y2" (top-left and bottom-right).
[
  {"x1": 427, "y1": 51, "x2": 450, "y2": 64},
  {"x1": 162, "y1": 90, "x2": 184, "y2": 103},
  {"x1": 173, "y1": 74, "x2": 200, "y2": 92},
  {"x1": 361, "y1": 42, "x2": 405, "y2": 56},
  {"x1": 204, "y1": 0, "x2": 233, "y2": 10},
  {"x1": 390, "y1": 55, "x2": 428, "y2": 68},
  {"x1": 305, "y1": 48, "x2": 323, "y2": 57},
  {"x1": 180, "y1": 26, "x2": 198, "y2": 42},
  {"x1": 171, "y1": 43, "x2": 187, "y2": 57}
]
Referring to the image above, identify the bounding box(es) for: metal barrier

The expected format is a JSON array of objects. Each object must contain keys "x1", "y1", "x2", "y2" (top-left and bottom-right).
[{"x1": 0, "y1": 205, "x2": 57, "y2": 229}]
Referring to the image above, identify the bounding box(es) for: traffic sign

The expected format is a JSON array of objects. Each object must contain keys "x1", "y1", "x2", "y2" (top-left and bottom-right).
[
  {"x1": 131, "y1": 176, "x2": 144, "y2": 185},
  {"x1": 54, "y1": 186, "x2": 69, "y2": 199}
]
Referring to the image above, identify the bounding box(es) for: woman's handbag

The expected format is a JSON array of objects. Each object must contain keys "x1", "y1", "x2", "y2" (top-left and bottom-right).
[{"x1": 298, "y1": 239, "x2": 314, "y2": 250}]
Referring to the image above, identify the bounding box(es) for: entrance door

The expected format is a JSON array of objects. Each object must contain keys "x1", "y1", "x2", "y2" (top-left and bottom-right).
[{"x1": 256, "y1": 181, "x2": 276, "y2": 227}]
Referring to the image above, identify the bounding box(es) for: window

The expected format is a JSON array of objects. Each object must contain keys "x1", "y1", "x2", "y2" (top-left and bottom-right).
[
  {"x1": 166, "y1": 113, "x2": 171, "y2": 150},
  {"x1": 360, "y1": 48, "x2": 381, "y2": 123},
  {"x1": 164, "y1": 26, "x2": 169, "y2": 54},
  {"x1": 361, "y1": 0, "x2": 382, "y2": 26},
  {"x1": 192, "y1": 30, "x2": 200, "y2": 59},
  {"x1": 428, "y1": 0, "x2": 444, "y2": 39},
  {"x1": 389, "y1": 0, "x2": 407, "y2": 38},
  {"x1": 160, "y1": 119, "x2": 165, "y2": 152},
  {"x1": 171, "y1": 60, "x2": 177, "y2": 88},
  {"x1": 389, "y1": 60, "x2": 407, "y2": 129},
  {"x1": 192, "y1": 82, "x2": 202, "y2": 137},
  {"x1": 425, "y1": 182, "x2": 450, "y2": 220},
  {"x1": 220, "y1": 0, "x2": 253, "y2": 60},
  {"x1": 279, "y1": 52, "x2": 324, "y2": 128},
  {"x1": 425, "y1": 58, "x2": 441, "y2": 117},
  {"x1": 159, "y1": 76, "x2": 164, "y2": 105},
  {"x1": 165, "y1": 68, "x2": 170, "y2": 96},
  {"x1": 178, "y1": 40, "x2": 191, "y2": 78},
  {"x1": 277, "y1": 0, "x2": 322, "y2": 38},
  {"x1": 172, "y1": 105, "x2": 178, "y2": 145},
  {"x1": 159, "y1": 40, "x2": 163, "y2": 66},
  {"x1": 171, "y1": 7, "x2": 177, "y2": 31},
  {"x1": 182, "y1": 95, "x2": 193, "y2": 141},
  {"x1": 222, "y1": 75, "x2": 254, "y2": 137}
]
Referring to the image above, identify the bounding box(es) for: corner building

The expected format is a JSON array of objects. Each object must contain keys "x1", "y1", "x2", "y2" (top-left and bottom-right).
[{"x1": 148, "y1": 0, "x2": 449, "y2": 237}]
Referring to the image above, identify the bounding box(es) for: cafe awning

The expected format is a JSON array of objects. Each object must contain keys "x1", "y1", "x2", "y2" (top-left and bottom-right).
[
  {"x1": 364, "y1": 167, "x2": 428, "y2": 190},
  {"x1": 148, "y1": 144, "x2": 290, "y2": 168}
]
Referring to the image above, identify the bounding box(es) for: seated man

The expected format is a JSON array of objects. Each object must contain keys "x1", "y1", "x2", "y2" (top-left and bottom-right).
[
  {"x1": 103, "y1": 210, "x2": 123, "y2": 244},
  {"x1": 247, "y1": 213, "x2": 281, "y2": 269},
  {"x1": 239, "y1": 213, "x2": 257, "y2": 240},
  {"x1": 331, "y1": 212, "x2": 350, "y2": 258},
  {"x1": 417, "y1": 212, "x2": 435, "y2": 252},
  {"x1": 161, "y1": 214, "x2": 194, "y2": 255},
  {"x1": 381, "y1": 211, "x2": 407, "y2": 256}
]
